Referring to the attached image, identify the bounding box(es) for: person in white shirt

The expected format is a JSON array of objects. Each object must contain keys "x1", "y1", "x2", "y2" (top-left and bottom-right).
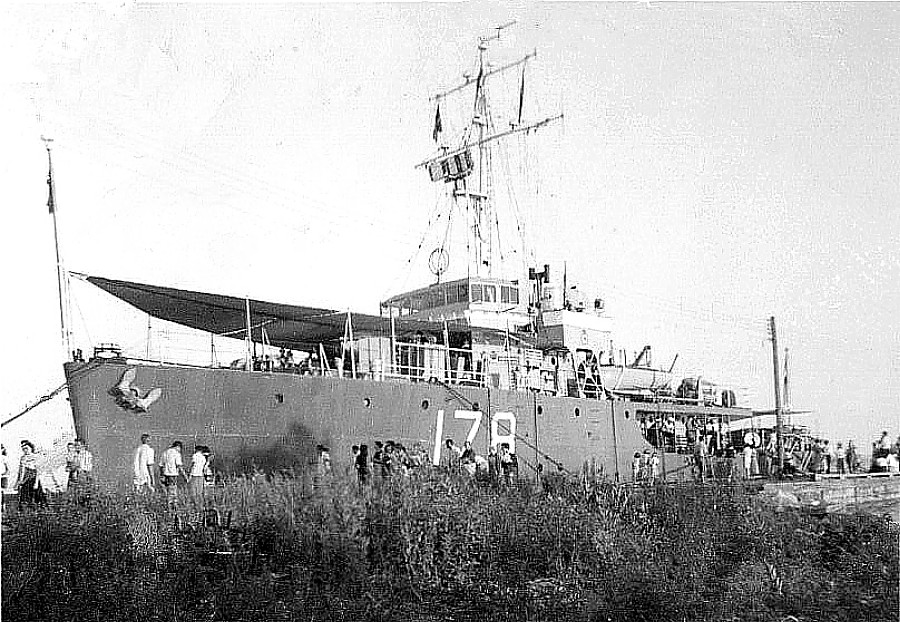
[
  {"x1": 742, "y1": 443, "x2": 755, "y2": 478},
  {"x1": 886, "y1": 452, "x2": 899, "y2": 473},
  {"x1": 75, "y1": 439, "x2": 93, "y2": 480},
  {"x1": 159, "y1": 441, "x2": 186, "y2": 501},
  {"x1": 650, "y1": 452, "x2": 661, "y2": 483},
  {"x1": 188, "y1": 445, "x2": 208, "y2": 498},
  {"x1": 132, "y1": 434, "x2": 156, "y2": 492}
]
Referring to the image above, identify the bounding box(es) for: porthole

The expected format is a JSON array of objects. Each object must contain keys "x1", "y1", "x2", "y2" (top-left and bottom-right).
[
  {"x1": 472, "y1": 402, "x2": 480, "y2": 411},
  {"x1": 625, "y1": 410, "x2": 630, "y2": 419},
  {"x1": 421, "y1": 399, "x2": 430, "y2": 410},
  {"x1": 363, "y1": 397, "x2": 372, "y2": 408},
  {"x1": 537, "y1": 405, "x2": 544, "y2": 415},
  {"x1": 574, "y1": 407, "x2": 581, "y2": 417}
]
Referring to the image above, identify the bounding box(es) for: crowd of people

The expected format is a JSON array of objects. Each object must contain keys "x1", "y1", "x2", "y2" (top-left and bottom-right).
[
  {"x1": 132, "y1": 434, "x2": 214, "y2": 503},
  {"x1": 2, "y1": 438, "x2": 94, "y2": 507},
  {"x1": 5, "y1": 428, "x2": 894, "y2": 507},
  {"x1": 694, "y1": 430, "x2": 900, "y2": 481},
  {"x1": 631, "y1": 450, "x2": 662, "y2": 484},
  {"x1": 869, "y1": 431, "x2": 900, "y2": 474},
  {"x1": 347, "y1": 438, "x2": 518, "y2": 485},
  {"x1": 241, "y1": 348, "x2": 324, "y2": 375}
]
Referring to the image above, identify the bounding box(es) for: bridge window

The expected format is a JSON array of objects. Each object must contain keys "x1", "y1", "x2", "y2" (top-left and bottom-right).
[
  {"x1": 501, "y1": 285, "x2": 519, "y2": 304},
  {"x1": 471, "y1": 283, "x2": 484, "y2": 302},
  {"x1": 446, "y1": 284, "x2": 458, "y2": 304},
  {"x1": 425, "y1": 290, "x2": 441, "y2": 309},
  {"x1": 457, "y1": 283, "x2": 469, "y2": 303},
  {"x1": 483, "y1": 285, "x2": 497, "y2": 303}
]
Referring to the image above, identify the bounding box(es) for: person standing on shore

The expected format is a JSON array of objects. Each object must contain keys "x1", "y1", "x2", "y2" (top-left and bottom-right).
[
  {"x1": 65, "y1": 442, "x2": 79, "y2": 486},
  {"x1": 316, "y1": 445, "x2": 332, "y2": 478},
  {"x1": 742, "y1": 443, "x2": 755, "y2": 479},
  {"x1": 68, "y1": 439, "x2": 94, "y2": 501},
  {"x1": 835, "y1": 442, "x2": 846, "y2": 475},
  {"x1": 350, "y1": 445, "x2": 360, "y2": 477},
  {"x1": 355, "y1": 444, "x2": 370, "y2": 485},
  {"x1": 846, "y1": 441, "x2": 858, "y2": 474},
  {"x1": 188, "y1": 445, "x2": 208, "y2": 498},
  {"x1": 76, "y1": 439, "x2": 93, "y2": 483},
  {"x1": 160, "y1": 441, "x2": 186, "y2": 502},
  {"x1": 17, "y1": 441, "x2": 46, "y2": 506},
  {"x1": 650, "y1": 451, "x2": 661, "y2": 483},
  {"x1": 133, "y1": 434, "x2": 156, "y2": 493}
]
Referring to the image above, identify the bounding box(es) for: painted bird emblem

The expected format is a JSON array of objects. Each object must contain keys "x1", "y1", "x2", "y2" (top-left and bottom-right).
[{"x1": 109, "y1": 368, "x2": 162, "y2": 413}]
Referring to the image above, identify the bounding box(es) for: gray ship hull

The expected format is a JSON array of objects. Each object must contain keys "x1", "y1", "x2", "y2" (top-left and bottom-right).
[{"x1": 66, "y1": 359, "x2": 747, "y2": 483}]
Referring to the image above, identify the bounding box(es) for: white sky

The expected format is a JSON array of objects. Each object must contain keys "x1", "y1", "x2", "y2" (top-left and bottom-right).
[{"x1": 1, "y1": 3, "x2": 898, "y2": 452}]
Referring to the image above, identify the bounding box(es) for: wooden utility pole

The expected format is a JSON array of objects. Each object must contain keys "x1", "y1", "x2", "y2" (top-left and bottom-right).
[{"x1": 769, "y1": 317, "x2": 784, "y2": 476}]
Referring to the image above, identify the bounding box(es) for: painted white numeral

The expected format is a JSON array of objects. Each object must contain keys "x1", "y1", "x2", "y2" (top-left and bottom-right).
[
  {"x1": 433, "y1": 409, "x2": 518, "y2": 465},
  {"x1": 491, "y1": 411, "x2": 517, "y2": 455},
  {"x1": 433, "y1": 409, "x2": 482, "y2": 465},
  {"x1": 432, "y1": 409, "x2": 445, "y2": 466},
  {"x1": 454, "y1": 409, "x2": 483, "y2": 445}
]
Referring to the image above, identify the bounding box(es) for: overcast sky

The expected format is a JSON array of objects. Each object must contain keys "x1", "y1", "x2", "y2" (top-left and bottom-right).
[{"x1": 1, "y1": 3, "x2": 898, "y2": 451}]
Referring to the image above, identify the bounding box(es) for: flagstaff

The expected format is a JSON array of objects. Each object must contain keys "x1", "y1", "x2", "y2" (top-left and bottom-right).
[{"x1": 43, "y1": 137, "x2": 72, "y2": 360}]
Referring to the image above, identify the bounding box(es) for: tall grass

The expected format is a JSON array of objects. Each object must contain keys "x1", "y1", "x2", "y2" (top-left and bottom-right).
[{"x1": 3, "y1": 470, "x2": 897, "y2": 621}]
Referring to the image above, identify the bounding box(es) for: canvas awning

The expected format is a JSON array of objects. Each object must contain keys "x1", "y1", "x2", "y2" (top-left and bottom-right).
[{"x1": 85, "y1": 276, "x2": 463, "y2": 350}]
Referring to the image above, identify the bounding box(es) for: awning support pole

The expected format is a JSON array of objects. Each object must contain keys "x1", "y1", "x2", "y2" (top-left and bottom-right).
[
  {"x1": 244, "y1": 297, "x2": 253, "y2": 371},
  {"x1": 347, "y1": 310, "x2": 357, "y2": 379}
]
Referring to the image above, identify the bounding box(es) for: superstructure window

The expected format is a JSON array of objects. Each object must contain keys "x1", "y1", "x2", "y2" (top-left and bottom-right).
[
  {"x1": 457, "y1": 283, "x2": 469, "y2": 303},
  {"x1": 501, "y1": 285, "x2": 519, "y2": 304},
  {"x1": 483, "y1": 285, "x2": 497, "y2": 303},
  {"x1": 425, "y1": 290, "x2": 440, "y2": 309},
  {"x1": 446, "y1": 284, "x2": 458, "y2": 304},
  {"x1": 471, "y1": 283, "x2": 483, "y2": 302}
]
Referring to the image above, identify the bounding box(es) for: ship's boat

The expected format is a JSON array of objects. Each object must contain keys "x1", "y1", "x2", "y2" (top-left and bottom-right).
[{"x1": 59, "y1": 28, "x2": 751, "y2": 483}]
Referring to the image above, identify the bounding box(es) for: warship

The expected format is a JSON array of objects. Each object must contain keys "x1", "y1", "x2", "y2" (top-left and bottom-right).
[{"x1": 57, "y1": 28, "x2": 751, "y2": 482}]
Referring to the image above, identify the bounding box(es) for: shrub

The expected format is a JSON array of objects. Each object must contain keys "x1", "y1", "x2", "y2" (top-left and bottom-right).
[{"x1": 2, "y1": 470, "x2": 897, "y2": 622}]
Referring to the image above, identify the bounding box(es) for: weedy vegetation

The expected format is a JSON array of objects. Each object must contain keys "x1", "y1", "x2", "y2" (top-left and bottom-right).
[{"x1": 2, "y1": 469, "x2": 897, "y2": 621}]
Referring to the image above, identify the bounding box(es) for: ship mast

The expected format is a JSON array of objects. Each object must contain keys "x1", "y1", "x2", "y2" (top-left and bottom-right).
[
  {"x1": 421, "y1": 23, "x2": 562, "y2": 280},
  {"x1": 472, "y1": 36, "x2": 491, "y2": 276}
]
